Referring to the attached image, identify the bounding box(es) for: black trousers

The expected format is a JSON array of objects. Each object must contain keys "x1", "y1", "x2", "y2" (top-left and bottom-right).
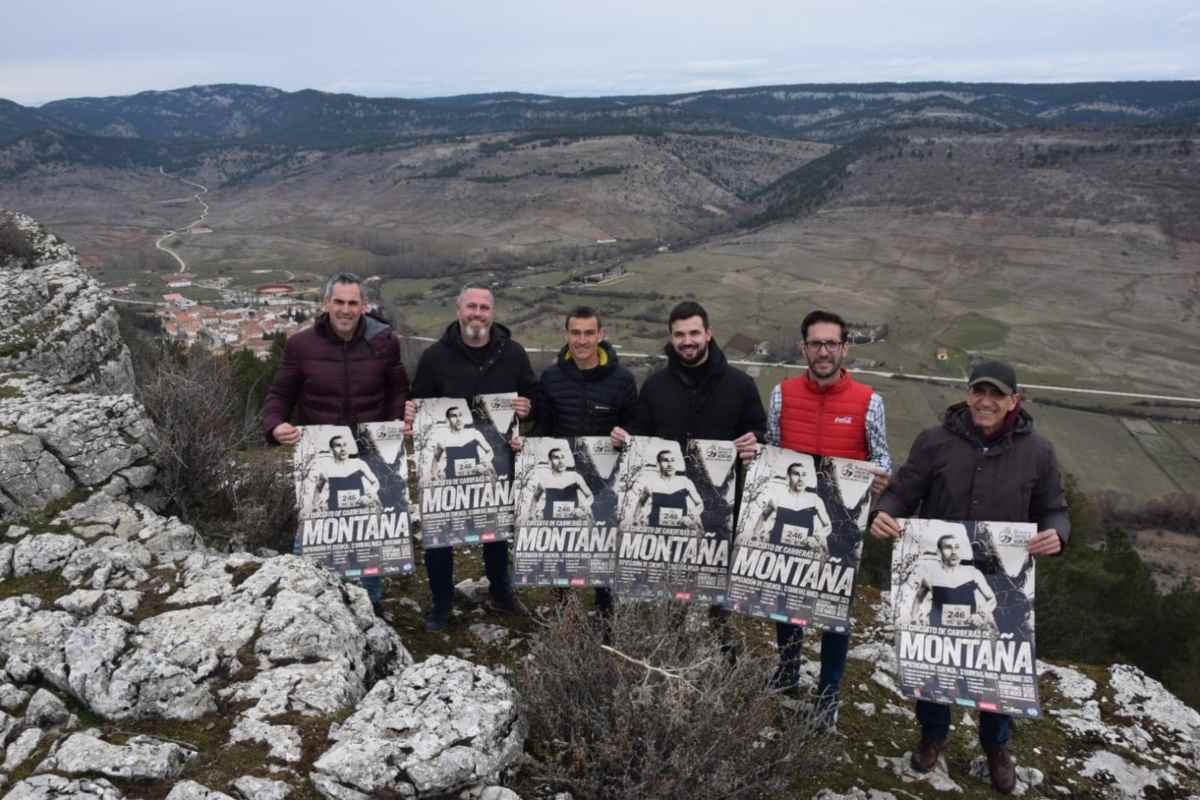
[{"x1": 424, "y1": 541, "x2": 511, "y2": 613}]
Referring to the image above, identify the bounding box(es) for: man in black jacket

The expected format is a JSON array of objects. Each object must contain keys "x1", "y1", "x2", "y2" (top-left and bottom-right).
[
  {"x1": 612, "y1": 301, "x2": 765, "y2": 454},
  {"x1": 536, "y1": 306, "x2": 637, "y2": 613},
  {"x1": 406, "y1": 286, "x2": 538, "y2": 631},
  {"x1": 611, "y1": 301, "x2": 765, "y2": 649},
  {"x1": 870, "y1": 360, "x2": 1068, "y2": 795}
]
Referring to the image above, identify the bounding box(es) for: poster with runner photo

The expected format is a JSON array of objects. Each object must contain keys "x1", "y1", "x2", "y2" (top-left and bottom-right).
[
  {"x1": 293, "y1": 423, "x2": 414, "y2": 578},
  {"x1": 412, "y1": 393, "x2": 517, "y2": 548},
  {"x1": 891, "y1": 518, "x2": 1041, "y2": 717},
  {"x1": 612, "y1": 436, "x2": 737, "y2": 604},
  {"x1": 512, "y1": 437, "x2": 620, "y2": 588},
  {"x1": 726, "y1": 446, "x2": 873, "y2": 632}
]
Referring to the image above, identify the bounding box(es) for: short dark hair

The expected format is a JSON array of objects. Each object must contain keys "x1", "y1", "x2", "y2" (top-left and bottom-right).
[
  {"x1": 564, "y1": 305, "x2": 602, "y2": 330},
  {"x1": 656, "y1": 449, "x2": 674, "y2": 463},
  {"x1": 323, "y1": 272, "x2": 365, "y2": 302},
  {"x1": 329, "y1": 435, "x2": 345, "y2": 449},
  {"x1": 668, "y1": 301, "x2": 709, "y2": 330},
  {"x1": 787, "y1": 462, "x2": 807, "y2": 477},
  {"x1": 801, "y1": 310, "x2": 848, "y2": 342},
  {"x1": 548, "y1": 447, "x2": 565, "y2": 460},
  {"x1": 445, "y1": 406, "x2": 462, "y2": 420}
]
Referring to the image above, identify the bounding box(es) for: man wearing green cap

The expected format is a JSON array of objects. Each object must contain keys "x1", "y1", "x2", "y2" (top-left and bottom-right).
[{"x1": 869, "y1": 359, "x2": 1069, "y2": 795}]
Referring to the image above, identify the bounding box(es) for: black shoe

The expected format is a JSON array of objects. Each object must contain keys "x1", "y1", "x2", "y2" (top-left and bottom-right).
[
  {"x1": 423, "y1": 609, "x2": 450, "y2": 632},
  {"x1": 910, "y1": 738, "x2": 946, "y2": 773},
  {"x1": 986, "y1": 747, "x2": 1017, "y2": 794},
  {"x1": 487, "y1": 591, "x2": 528, "y2": 617}
]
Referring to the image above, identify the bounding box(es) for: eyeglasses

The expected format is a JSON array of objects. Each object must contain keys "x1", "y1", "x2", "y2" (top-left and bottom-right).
[{"x1": 804, "y1": 340, "x2": 844, "y2": 352}]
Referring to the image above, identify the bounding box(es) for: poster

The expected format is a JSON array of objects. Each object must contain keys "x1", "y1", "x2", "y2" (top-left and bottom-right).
[
  {"x1": 512, "y1": 437, "x2": 620, "y2": 588},
  {"x1": 612, "y1": 436, "x2": 738, "y2": 604},
  {"x1": 412, "y1": 393, "x2": 517, "y2": 548},
  {"x1": 293, "y1": 423, "x2": 414, "y2": 577},
  {"x1": 891, "y1": 518, "x2": 1041, "y2": 717},
  {"x1": 726, "y1": 446, "x2": 874, "y2": 632}
]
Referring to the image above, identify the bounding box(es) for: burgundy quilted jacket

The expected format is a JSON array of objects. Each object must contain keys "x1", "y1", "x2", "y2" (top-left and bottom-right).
[{"x1": 261, "y1": 313, "x2": 409, "y2": 442}]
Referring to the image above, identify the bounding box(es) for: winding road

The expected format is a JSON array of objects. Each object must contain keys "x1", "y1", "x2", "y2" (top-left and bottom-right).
[{"x1": 155, "y1": 167, "x2": 210, "y2": 274}]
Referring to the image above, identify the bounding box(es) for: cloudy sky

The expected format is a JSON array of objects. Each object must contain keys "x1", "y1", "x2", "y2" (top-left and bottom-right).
[{"x1": 3, "y1": 0, "x2": 1198, "y2": 106}]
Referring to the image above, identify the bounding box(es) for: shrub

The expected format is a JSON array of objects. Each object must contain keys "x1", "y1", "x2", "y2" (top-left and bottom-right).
[
  {"x1": 516, "y1": 599, "x2": 831, "y2": 800},
  {"x1": 0, "y1": 216, "x2": 35, "y2": 265},
  {"x1": 137, "y1": 343, "x2": 294, "y2": 551}
]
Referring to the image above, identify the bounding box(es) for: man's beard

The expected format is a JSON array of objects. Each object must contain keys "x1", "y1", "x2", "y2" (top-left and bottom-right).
[
  {"x1": 462, "y1": 320, "x2": 491, "y2": 343},
  {"x1": 677, "y1": 343, "x2": 708, "y2": 366}
]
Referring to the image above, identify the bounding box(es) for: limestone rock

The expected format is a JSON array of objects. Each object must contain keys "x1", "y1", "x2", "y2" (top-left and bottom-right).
[
  {"x1": 0, "y1": 543, "x2": 12, "y2": 579},
  {"x1": 164, "y1": 780, "x2": 237, "y2": 800},
  {"x1": 55, "y1": 589, "x2": 142, "y2": 618},
  {"x1": 311, "y1": 655, "x2": 526, "y2": 799},
  {"x1": 813, "y1": 790, "x2": 899, "y2": 800},
  {"x1": 12, "y1": 533, "x2": 82, "y2": 577},
  {"x1": 0, "y1": 774, "x2": 126, "y2": 799},
  {"x1": 38, "y1": 731, "x2": 195, "y2": 781},
  {"x1": 228, "y1": 717, "x2": 303, "y2": 763},
  {"x1": 23, "y1": 688, "x2": 72, "y2": 729},
  {"x1": 0, "y1": 684, "x2": 29, "y2": 713},
  {"x1": 1079, "y1": 750, "x2": 1178, "y2": 799},
  {"x1": 3, "y1": 728, "x2": 44, "y2": 771},
  {"x1": 0, "y1": 432, "x2": 74, "y2": 513},
  {"x1": 966, "y1": 754, "x2": 1043, "y2": 796},
  {"x1": 876, "y1": 753, "x2": 961, "y2": 792},
  {"x1": 231, "y1": 775, "x2": 293, "y2": 800},
  {"x1": 0, "y1": 212, "x2": 135, "y2": 395}
]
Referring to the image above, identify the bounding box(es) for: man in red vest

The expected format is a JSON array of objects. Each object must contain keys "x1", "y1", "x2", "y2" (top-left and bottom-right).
[{"x1": 765, "y1": 309, "x2": 892, "y2": 726}]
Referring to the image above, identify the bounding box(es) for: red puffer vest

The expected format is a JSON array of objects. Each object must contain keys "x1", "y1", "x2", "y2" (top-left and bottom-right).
[{"x1": 779, "y1": 370, "x2": 873, "y2": 459}]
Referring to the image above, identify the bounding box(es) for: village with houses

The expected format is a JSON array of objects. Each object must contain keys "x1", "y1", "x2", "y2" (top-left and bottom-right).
[{"x1": 122, "y1": 272, "x2": 322, "y2": 358}]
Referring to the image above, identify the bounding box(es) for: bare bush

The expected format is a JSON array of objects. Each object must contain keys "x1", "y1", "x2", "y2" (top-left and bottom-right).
[
  {"x1": 516, "y1": 599, "x2": 831, "y2": 800},
  {"x1": 0, "y1": 215, "x2": 35, "y2": 265},
  {"x1": 138, "y1": 343, "x2": 294, "y2": 550}
]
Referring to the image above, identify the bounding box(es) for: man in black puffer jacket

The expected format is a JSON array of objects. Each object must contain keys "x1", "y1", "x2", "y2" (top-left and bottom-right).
[
  {"x1": 535, "y1": 306, "x2": 637, "y2": 613},
  {"x1": 611, "y1": 301, "x2": 765, "y2": 655},
  {"x1": 406, "y1": 287, "x2": 538, "y2": 631}
]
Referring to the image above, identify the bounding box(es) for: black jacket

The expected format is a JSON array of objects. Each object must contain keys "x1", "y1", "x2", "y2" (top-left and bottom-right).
[
  {"x1": 629, "y1": 339, "x2": 766, "y2": 446},
  {"x1": 535, "y1": 341, "x2": 637, "y2": 437},
  {"x1": 878, "y1": 403, "x2": 1071, "y2": 543},
  {"x1": 410, "y1": 321, "x2": 538, "y2": 400}
]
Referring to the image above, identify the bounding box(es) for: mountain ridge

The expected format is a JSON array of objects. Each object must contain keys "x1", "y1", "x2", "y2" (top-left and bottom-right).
[{"x1": 2, "y1": 80, "x2": 1197, "y2": 149}]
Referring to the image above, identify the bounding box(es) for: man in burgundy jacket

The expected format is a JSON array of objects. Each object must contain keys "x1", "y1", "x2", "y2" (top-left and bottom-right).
[
  {"x1": 764, "y1": 309, "x2": 892, "y2": 726},
  {"x1": 262, "y1": 271, "x2": 410, "y2": 612}
]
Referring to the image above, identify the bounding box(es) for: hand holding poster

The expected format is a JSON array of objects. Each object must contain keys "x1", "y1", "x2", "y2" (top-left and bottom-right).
[
  {"x1": 293, "y1": 423, "x2": 414, "y2": 577},
  {"x1": 612, "y1": 436, "x2": 737, "y2": 604},
  {"x1": 891, "y1": 518, "x2": 1041, "y2": 717},
  {"x1": 726, "y1": 446, "x2": 874, "y2": 632},
  {"x1": 413, "y1": 394, "x2": 517, "y2": 548},
  {"x1": 512, "y1": 437, "x2": 620, "y2": 588}
]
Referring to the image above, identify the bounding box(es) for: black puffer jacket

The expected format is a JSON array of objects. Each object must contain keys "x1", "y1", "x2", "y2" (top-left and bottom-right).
[
  {"x1": 535, "y1": 341, "x2": 637, "y2": 437},
  {"x1": 629, "y1": 338, "x2": 766, "y2": 446},
  {"x1": 878, "y1": 403, "x2": 1071, "y2": 543},
  {"x1": 410, "y1": 321, "x2": 538, "y2": 400}
]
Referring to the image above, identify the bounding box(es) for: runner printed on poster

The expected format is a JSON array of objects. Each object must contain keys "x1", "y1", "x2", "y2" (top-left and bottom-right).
[
  {"x1": 891, "y1": 518, "x2": 1041, "y2": 717},
  {"x1": 512, "y1": 437, "x2": 620, "y2": 588},
  {"x1": 293, "y1": 423, "x2": 414, "y2": 578},
  {"x1": 413, "y1": 393, "x2": 517, "y2": 548},
  {"x1": 612, "y1": 436, "x2": 737, "y2": 603},
  {"x1": 727, "y1": 446, "x2": 873, "y2": 632}
]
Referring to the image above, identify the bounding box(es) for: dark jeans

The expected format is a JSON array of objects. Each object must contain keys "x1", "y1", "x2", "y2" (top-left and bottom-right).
[
  {"x1": 424, "y1": 541, "x2": 512, "y2": 614},
  {"x1": 776, "y1": 622, "x2": 849, "y2": 701},
  {"x1": 916, "y1": 701, "x2": 1012, "y2": 751}
]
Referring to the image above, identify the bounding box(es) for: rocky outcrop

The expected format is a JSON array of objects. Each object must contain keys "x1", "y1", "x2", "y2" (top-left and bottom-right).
[
  {"x1": 0, "y1": 212, "x2": 133, "y2": 395},
  {"x1": 311, "y1": 655, "x2": 526, "y2": 799}
]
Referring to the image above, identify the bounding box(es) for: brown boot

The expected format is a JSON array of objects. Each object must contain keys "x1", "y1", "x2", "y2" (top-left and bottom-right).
[
  {"x1": 986, "y1": 747, "x2": 1016, "y2": 794},
  {"x1": 909, "y1": 738, "x2": 945, "y2": 773}
]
